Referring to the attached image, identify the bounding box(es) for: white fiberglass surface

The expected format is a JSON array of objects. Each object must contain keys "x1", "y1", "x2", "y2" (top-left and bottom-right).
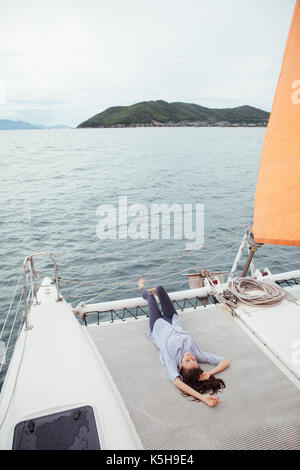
[{"x1": 235, "y1": 287, "x2": 300, "y2": 380}]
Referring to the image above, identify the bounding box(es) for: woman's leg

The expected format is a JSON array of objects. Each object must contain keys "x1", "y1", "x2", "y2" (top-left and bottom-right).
[
  {"x1": 140, "y1": 288, "x2": 163, "y2": 331},
  {"x1": 156, "y1": 285, "x2": 177, "y2": 321}
]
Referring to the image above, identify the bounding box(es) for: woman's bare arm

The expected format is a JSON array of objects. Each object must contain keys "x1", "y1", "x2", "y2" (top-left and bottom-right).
[
  {"x1": 173, "y1": 377, "x2": 222, "y2": 407},
  {"x1": 200, "y1": 358, "x2": 230, "y2": 381}
]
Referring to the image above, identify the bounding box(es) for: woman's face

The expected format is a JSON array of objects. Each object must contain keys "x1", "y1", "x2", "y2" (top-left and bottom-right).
[{"x1": 180, "y1": 352, "x2": 198, "y2": 370}]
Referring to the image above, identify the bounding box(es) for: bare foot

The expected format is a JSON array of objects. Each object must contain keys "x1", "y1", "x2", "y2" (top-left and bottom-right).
[
  {"x1": 138, "y1": 278, "x2": 146, "y2": 290},
  {"x1": 148, "y1": 288, "x2": 157, "y2": 295}
]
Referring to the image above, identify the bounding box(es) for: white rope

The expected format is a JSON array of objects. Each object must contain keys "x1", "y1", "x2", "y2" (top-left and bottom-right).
[
  {"x1": 57, "y1": 244, "x2": 230, "y2": 271},
  {"x1": 82, "y1": 240, "x2": 240, "y2": 305},
  {"x1": 0, "y1": 287, "x2": 30, "y2": 375},
  {"x1": 60, "y1": 231, "x2": 244, "y2": 300},
  {"x1": 254, "y1": 250, "x2": 300, "y2": 263},
  {"x1": 64, "y1": 279, "x2": 183, "y2": 300},
  {"x1": 54, "y1": 246, "x2": 300, "y2": 274},
  {"x1": 56, "y1": 226, "x2": 247, "y2": 272},
  {"x1": 59, "y1": 243, "x2": 236, "y2": 287},
  {"x1": 59, "y1": 252, "x2": 300, "y2": 291},
  {"x1": 0, "y1": 284, "x2": 33, "y2": 431},
  {"x1": 153, "y1": 241, "x2": 240, "y2": 283},
  {"x1": 228, "y1": 277, "x2": 286, "y2": 307},
  {"x1": 61, "y1": 267, "x2": 230, "y2": 289},
  {"x1": 62, "y1": 248, "x2": 299, "y2": 304},
  {"x1": 16, "y1": 309, "x2": 26, "y2": 339},
  {"x1": 0, "y1": 269, "x2": 23, "y2": 340},
  {"x1": 58, "y1": 225, "x2": 246, "y2": 265},
  {"x1": 56, "y1": 241, "x2": 237, "y2": 271},
  {"x1": 266, "y1": 261, "x2": 300, "y2": 270},
  {"x1": 0, "y1": 304, "x2": 31, "y2": 430},
  {"x1": 80, "y1": 249, "x2": 197, "y2": 304},
  {"x1": 64, "y1": 273, "x2": 227, "y2": 300},
  {"x1": 2, "y1": 225, "x2": 247, "y2": 270}
]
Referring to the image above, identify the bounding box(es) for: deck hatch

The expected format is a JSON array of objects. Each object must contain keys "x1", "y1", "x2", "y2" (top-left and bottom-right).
[{"x1": 12, "y1": 406, "x2": 101, "y2": 450}]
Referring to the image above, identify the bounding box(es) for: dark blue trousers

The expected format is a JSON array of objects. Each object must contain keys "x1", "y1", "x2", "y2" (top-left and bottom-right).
[{"x1": 141, "y1": 285, "x2": 177, "y2": 331}]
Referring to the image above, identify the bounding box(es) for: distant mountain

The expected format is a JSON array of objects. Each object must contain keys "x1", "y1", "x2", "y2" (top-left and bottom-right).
[
  {"x1": 77, "y1": 100, "x2": 270, "y2": 128},
  {"x1": 0, "y1": 120, "x2": 71, "y2": 130},
  {"x1": 0, "y1": 119, "x2": 44, "y2": 130},
  {"x1": 47, "y1": 124, "x2": 71, "y2": 129}
]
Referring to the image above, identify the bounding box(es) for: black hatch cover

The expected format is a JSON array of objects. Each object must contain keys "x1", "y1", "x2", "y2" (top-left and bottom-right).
[{"x1": 12, "y1": 406, "x2": 101, "y2": 450}]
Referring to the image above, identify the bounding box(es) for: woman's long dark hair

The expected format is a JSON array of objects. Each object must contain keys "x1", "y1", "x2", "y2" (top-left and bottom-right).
[{"x1": 179, "y1": 364, "x2": 225, "y2": 399}]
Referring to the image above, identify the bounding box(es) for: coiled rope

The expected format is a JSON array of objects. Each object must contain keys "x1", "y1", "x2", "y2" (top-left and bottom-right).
[{"x1": 228, "y1": 277, "x2": 285, "y2": 307}]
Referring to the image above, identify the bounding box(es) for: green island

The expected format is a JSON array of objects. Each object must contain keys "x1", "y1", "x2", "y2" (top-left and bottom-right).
[{"x1": 77, "y1": 100, "x2": 269, "y2": 128}]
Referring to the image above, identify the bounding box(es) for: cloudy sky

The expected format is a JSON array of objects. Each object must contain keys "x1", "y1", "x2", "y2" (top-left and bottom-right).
[{"x1": 0, "y1": 0, "x2": 296, "y2": 127}]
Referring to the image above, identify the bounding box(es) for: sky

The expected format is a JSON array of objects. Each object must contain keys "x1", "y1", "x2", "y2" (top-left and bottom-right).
[{"x1": 0, "y1": 0, "x2": 296, "y2": 127}]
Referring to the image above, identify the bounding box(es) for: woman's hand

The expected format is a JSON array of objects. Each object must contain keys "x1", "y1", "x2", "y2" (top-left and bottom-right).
[
  {"x1": 200, "y1": 395, "x2": 222, "y2": 407},
  {"x1": 174, "y1": 378, "x2": 223, "y2": 406},
  {"x1": 199, "y1": 371, "x2": 211, "y2": 381},
  {"x1": 208, "y1": 358, "x2": 230, "y2": 377}
]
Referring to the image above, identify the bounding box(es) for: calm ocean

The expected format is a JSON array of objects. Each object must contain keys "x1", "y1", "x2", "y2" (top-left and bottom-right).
[{"x1": 1, "y1": 127, "x2": 299, "y2": 386}]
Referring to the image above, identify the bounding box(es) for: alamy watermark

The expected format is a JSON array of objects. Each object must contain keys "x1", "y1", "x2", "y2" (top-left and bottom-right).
[{"x1": 96, "y1": 196, "x2": 204, "y2": 250}]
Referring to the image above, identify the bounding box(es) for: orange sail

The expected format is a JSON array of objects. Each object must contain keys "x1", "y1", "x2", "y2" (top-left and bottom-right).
[{"x1": 252, "y1": 0, "x2": 300, "y2": 246}]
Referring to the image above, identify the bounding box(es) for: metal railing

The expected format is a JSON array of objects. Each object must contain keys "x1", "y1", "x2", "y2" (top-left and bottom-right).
[
  {"x1": 22, "y1": 252, "x2": 61, "y2": 330},
  {"x1": 81, "y1": 293, "x2": 219, "y2": 326}
]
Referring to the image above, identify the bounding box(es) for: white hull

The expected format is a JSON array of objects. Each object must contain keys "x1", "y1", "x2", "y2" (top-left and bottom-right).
[{"x1": 0, "y1": 278, "x2": 142, "y2": 449}]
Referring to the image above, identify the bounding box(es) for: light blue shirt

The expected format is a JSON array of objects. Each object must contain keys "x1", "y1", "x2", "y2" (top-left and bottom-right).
[{"x1": 147, "y1": 315, "x2": 224, "y2": 383}]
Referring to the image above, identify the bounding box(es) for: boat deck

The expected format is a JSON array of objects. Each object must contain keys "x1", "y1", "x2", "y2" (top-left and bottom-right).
[
  {"x1": 87, "y1": 304, "x2": 300, "y2": 450},
  {"x1": 234, "y1": 284, "x2": 300, "y2": 380}
]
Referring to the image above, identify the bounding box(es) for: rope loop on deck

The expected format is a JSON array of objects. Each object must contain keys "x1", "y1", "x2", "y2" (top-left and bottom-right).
[{"x1": 228, "y1": 277, "x2": 285, "y2": 307}]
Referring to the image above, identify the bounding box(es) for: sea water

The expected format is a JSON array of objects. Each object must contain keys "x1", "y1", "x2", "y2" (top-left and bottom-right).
[{"x1": 0, "y1": 127, "x2": 299, "y2": 387}]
